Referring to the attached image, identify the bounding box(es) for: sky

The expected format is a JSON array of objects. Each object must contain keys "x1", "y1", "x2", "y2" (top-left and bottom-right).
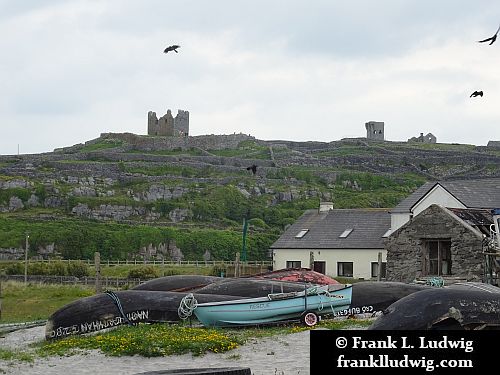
[{"x1": 1, "y1": 0, "x2": 500, "y2": 155}]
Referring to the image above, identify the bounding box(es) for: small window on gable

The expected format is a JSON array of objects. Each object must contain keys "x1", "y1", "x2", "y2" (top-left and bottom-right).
[
  {"x1": 339, "y1": 229, "x2": 353, "y2": 238},
  {"x1": 295, "y1": 229, "x2": 309, "y2": 238}
]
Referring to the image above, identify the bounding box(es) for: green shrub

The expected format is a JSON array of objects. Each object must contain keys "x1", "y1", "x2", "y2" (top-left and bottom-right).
[
  {"x1": 29, "y1": 262, "x2": 50, "y2": 275},
  {"x1": 5, "y1": 263, "x2": 23, "y2": 275},
  {"x1": 127, "y1": 266, "x2": 160, "y2": 279},
  {"x1": 162, "y1": 268, "x2": 181, "y2": 276},
  {"x1": 248, "y1": 218, "x2": 268, "y2": 229},
  {"x1": 0, "y1": 188, "x2": 32, "y2": 204},
  {"x1": 48, "y1": 261, "x2": 68, "y2": 276},
  {"x1": 67, "y1": 262, "x2": 89, "y2": 278}
]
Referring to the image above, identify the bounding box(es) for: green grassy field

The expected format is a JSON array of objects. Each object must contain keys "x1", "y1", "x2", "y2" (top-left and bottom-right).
[{"x1": 0, "y1": 281, "x2": 94, "y2": 323}]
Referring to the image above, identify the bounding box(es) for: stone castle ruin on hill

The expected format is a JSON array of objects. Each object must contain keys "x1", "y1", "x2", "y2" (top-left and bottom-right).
[
  {"x1": 148, "y1": 109, "x2": 189, "y2": 137},
  {"x1": 365, "y1": 120, "x2": 438, "y2": 144},
  {"x1": 365, "y1": 121, "x2": 385, "y2": 140}
]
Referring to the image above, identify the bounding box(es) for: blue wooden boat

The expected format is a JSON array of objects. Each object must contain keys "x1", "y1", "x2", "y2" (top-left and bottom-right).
[{"x1": 178, "y1": 284, "x2": 352, "y2": 327}]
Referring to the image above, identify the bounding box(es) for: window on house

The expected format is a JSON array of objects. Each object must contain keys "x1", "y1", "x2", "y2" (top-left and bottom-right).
[
  {"x1": 423, "y1": 240, "x2": 451, "y2": 276},
  {"x1": 371, "y1": 262, "x2": 387, "y2": 278},
  {"x1": 313, "y1": 261, "x2": 326, "y2": 274},
  {"x1": 339, "y1": 229, "x2": 353, "y2": 238},
  {"x1": 295, "y1": 229, "x2": 309, "y2": 238},
  {"x1": 286, "y1": 260, "x2": 301, "y2": 269},
  {"x1": 337, "y1": 262, "x2": 353, "y2": 277}
]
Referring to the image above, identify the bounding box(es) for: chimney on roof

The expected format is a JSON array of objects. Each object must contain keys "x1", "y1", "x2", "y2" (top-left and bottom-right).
[{"x1": 319, "y1": 201, "x2": 333, "y2": 212}]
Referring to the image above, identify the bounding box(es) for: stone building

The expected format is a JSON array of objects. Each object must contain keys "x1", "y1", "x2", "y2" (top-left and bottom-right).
[
  {"x1": 148, "y1": 109, "x2": 189, "y2": 137},
  {"x1": 385, "y1": 177, "x2": 500, "y2": 283},
  {"x1": 365, "y1": 121, "x2": 384, "y2": 140},
  {"x1": 385, "y1": 205, "x2": 491, "y2": 283},
  {"x1": 408, "y1": 132, "x2": 437, "y2": 143}
]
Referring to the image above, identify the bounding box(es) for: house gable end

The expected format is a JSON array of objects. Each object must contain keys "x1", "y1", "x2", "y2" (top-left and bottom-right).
[
  {"x1": 386, "y1": 204, "x2": 485, "y2": 283},
  {"x1": 412, "y1": 184, "x2": 467, "y2": 215},
  {"x1": 389, "y1": 204, "x2": 483, "y2": 240}
]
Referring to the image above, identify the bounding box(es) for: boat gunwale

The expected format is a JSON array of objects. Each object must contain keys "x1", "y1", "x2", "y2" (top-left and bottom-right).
[{"x1": 194, "y1": 284, "x2": 352, "y2": 308}]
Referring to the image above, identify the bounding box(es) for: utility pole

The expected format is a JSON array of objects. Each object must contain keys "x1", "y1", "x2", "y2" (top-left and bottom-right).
[
  {"x1": 24, "y1": 233, "x2": 29, "y2": 284},
  {"x1": 241, "y1": 217, "x2": 248, "y2": 262}
]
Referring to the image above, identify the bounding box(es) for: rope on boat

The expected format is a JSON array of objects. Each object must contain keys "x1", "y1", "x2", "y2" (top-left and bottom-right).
[
  {"x1": 105, "y1": 290, "x2": 134, "y2": 326},
  {"x1": 313, "y1": 286, "x2": 349, "y2": 316},
  {"x1": 427, "y1": 277, "x2": 445, "y2": 287},
  {"x1": 178, "y1": 293, "x2": 198, "y2": 320}
]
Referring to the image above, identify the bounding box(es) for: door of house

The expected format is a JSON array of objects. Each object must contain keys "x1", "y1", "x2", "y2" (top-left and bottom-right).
[{"x1": 313, "y1": 261, "x2": 326, "y2": 274}]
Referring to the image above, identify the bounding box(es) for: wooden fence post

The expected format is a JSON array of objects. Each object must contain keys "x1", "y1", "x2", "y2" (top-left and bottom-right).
[
  {"x1": 377, "y1": 252, "x2": 382, "y2": 282},
  {"x1": 234, "y1": 252, "x2": 240, "y2": 278},
  {"x1": 95, "y1": 252, "x2": 102, "y2": 294}
]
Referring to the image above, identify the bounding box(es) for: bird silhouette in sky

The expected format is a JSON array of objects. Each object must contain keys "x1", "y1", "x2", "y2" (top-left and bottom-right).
[
  {"x1": 164, "y1": 44, "x2": 180, "y2": 53},
  {"x1": 478, "y1": 24, "x2": 500, "y2": 45},
  {"x1": 470, "y1": 90, "x2": 483, "y2": 98},
  {"x1": 246, "y1": 164, "x2": 257, "y2": 175}
]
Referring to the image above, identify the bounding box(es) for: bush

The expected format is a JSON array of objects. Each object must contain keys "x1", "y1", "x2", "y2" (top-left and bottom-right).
[
  {"x1": 4, "y1": 263, "x2": 23, "y2": 275},
  {"x1": 48, "y1": 261, "x2": 68, "y2": 276},
  {"x1": 29, "y1": 262, "x2": 50, "y2": 275},
  {"x1": 127, "y1": 266, "x2": 160, "y2": 279},
  {"x1": 248, "y1": 218, "x2": 268, "y2": 229},
  {"x1": 67, "y1": 262, "x2": 89, "y2": 278},
  {"x1": 162, "y1": 268, "x2": 181, "y2": 276}
]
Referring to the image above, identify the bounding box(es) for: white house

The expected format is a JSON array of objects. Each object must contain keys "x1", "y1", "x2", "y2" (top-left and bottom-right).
[{"x1": 270, "y1": 205, "x2": 390, "y2": 280}]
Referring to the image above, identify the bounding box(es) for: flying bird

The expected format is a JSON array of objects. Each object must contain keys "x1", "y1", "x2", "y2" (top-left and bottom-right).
[
  {"x1": 470, "y1": 90, "x2": 483, "y2": 98},
  {"x1": 478, "y1": 24, "x2": 500, "y2": 45},
  {"x1": 246, "y1": 165, "x2": 257, "y2": 175},
  {"x1": 164, "y1": 44, "x2": 180, "y2": 53}
]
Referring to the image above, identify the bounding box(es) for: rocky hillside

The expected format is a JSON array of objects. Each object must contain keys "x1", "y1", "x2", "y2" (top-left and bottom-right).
[{"x1": 1, "y1": 132, "x2": 499, "y2": 261}]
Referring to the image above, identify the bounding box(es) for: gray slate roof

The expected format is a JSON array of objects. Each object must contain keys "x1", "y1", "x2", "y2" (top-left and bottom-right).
[
  {"x1": 271, "y1": 208, "x2": 390, "y2": 249},
  {"x1": 391, "y1": 178, "x2": 500, "y2": 213}
]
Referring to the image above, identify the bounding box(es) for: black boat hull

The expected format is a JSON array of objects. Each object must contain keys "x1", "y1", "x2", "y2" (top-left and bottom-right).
[
  {"x1": 45, "y1": 290, "x2": 241, "y2": 340},
  {"x1": 368, "y1": 286, "x2": 500, "y2": 330}
]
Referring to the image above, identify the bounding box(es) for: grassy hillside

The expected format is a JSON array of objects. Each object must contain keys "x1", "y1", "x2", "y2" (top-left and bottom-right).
[{"x1": 0, "y1": 134, "x2": 498, "y2": 261}]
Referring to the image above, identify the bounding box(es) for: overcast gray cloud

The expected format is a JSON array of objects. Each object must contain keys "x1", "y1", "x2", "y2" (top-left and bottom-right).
[{"x1": 1, "y1": 0, "x2": 500, "y2": 155}]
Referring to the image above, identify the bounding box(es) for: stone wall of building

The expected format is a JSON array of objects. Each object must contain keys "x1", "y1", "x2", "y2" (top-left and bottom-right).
[
  {"x1": 101, "y1": 132, "x2": 255, "y2": 151},
  {"x1": 365, "y1": 121, "x2": 385, "y2": 140},
  {"x1": 386, "y1": 204, "x2": 484, "y2": 283},
  {"x1": 174, "y1": 110, "x2": 189, "y2": 136},
  {"x1": 147, "y1": 109, "x2": 189, "y2": 137},
  {"x1": 408, "y1": 132, "x2": 437, "y2": 143}
]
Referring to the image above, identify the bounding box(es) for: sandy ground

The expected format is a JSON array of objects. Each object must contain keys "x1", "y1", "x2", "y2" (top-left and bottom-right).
[{"x1": 0, "y1": 326, "x2": 311, "y2": 375}]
